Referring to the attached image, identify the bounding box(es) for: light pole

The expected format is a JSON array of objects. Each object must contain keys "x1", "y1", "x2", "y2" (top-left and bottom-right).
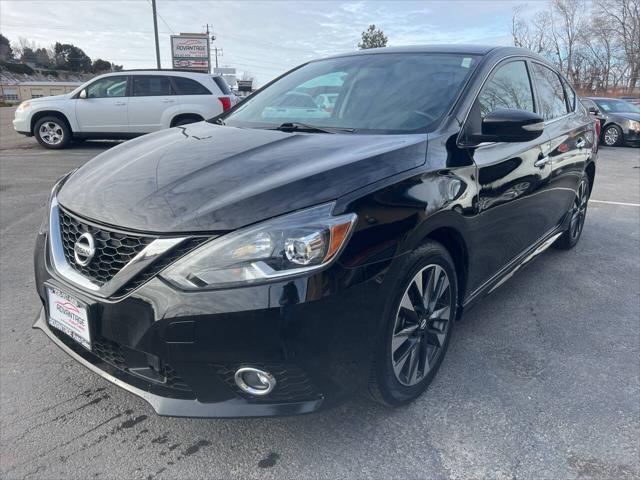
[{"x1": 151, "y1": 0, "x2": 161, "y2": 69}]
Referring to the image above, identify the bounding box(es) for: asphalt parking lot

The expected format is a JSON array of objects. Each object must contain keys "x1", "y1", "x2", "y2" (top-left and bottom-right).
[{"x1": 1, "y1": 106, "x2": 638, "y2": 480}]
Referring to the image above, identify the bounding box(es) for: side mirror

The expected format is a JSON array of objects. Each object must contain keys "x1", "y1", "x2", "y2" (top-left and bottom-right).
[
  {"x1": 470, "y1": 108, "x2": 544, "y2": 143},
  {"x1": 79, "y1": 89, "x2": 87, "y2": 99},
  {"x1": 587, "y1": 106, "x2": 600, "y2": 115}
]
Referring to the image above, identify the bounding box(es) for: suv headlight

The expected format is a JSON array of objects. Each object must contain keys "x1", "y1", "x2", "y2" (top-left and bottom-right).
[
  {"x1": 16, "y1": 101, "x2": 31, "y2": 112},
  {"x1": 161, "y1": 203, "x2": 357, "y2": 290},
  {"x1": 629, "y1": 120, "x2": 640, "y2": 131}
]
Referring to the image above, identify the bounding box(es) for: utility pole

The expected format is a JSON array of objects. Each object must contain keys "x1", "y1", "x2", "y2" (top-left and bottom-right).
[
  {"x1": 203, "y1": 23, "x2": 221, "y2": 73},
  {"x1": 151, "y1": 0, "x2": 161, "y2": 69}
]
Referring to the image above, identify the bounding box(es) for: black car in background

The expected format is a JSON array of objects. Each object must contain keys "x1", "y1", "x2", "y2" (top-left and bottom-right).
[
  {"x1": 581, "y1": 97, "x2": 640, "y2": 146},
  {"x1": 34, "y1": 45, "x2": 598, "y2": 417}
]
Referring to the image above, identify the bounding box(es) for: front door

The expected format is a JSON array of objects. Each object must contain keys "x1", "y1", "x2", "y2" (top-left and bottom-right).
[
  {"x1": 466, "y1": 59, "x2": 555, "y2": 287},
  {"x1": 75, "y1": 75, "x2": 129, "y2": 134}
]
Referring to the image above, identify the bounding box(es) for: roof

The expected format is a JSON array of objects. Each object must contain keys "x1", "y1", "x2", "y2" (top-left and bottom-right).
[
  {"x1": 18, "y1": 81, "x2": 82, "y2": 86},
  {"x1": 319, "y1": 44, "x2": 529, "y2": 61}
]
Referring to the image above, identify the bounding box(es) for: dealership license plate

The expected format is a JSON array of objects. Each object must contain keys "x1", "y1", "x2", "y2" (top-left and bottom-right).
[{"x1": 47, "y1": 287, "x2": 91, "y2": 350}]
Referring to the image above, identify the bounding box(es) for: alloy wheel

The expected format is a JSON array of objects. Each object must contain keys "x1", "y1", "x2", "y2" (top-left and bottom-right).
[
  {"x1": 391, "y1": 264, "x2": 453, "y2": 387},
  {"x1": 603, "y1": 126, "x2": 619, "y2": 146},
  {"x1": 570, "y1": 178, "x2": 589, "y2": 239},
  {"x1": 39, "y1": 121, "x2": 64, "y2": 145}
]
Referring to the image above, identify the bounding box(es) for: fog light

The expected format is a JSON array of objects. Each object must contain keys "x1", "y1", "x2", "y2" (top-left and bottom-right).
[{"x1": 234, "y1": 367, "x2": 276, "y2": 396}]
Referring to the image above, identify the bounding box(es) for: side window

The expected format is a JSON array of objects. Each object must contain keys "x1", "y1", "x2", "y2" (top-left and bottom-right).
[
  {"x1": 132, "y1": 76, "x2": 172, "y2": 96},
  {"x1": 562, "y1": 78, "x2": 576, "y2": 111},
  {"x1": 86, "y1": 76, "x2": 128, "y2": 98},
  {"x1": 478, "y1": 61, "x2": 534, "y2": 118},
  {"x1": 172, "y1": 77, "x2": 211, "y2": 95},
  {"x1": 531, "y1": 63, "x2": 568, "y2": 120}
]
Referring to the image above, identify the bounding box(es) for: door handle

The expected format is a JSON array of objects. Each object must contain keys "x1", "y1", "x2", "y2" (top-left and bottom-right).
[
  {"x1": 114, "y1": 101, "x2": 126, "y2": 106},
  {"x1": 161, "y1": 98, "x2": 175, "y2": 103},
  {"x1": 534, "y1": 155, "x2": 551, "y2": 168},
  {"x1": 576, "y1": 137, "x2": 586, "y2": 149}
]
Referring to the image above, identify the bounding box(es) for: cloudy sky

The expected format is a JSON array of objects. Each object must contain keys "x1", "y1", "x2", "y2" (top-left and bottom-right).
[{"x1": 1, "y1": 0, "x2": 525, "y2": 85}]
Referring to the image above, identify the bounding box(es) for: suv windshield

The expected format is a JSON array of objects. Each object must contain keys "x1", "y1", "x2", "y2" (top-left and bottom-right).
[
  {"x1": 221, "y1": 53, "x2": 479, "y2": 134},
  {"x1": 594, "y1": 99, "x2": 640, "y2": 114}
]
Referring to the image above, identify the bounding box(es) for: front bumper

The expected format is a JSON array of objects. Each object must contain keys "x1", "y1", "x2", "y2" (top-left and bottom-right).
[
  {"x1": 34, "y1": 226, "x2": 391, "y2": 417},
  {"x1": 13, "y1": 112, "x2": 31, "y2": 136},
  {"x1": 33, "y1": 308, "x2": 323, "y2": 417}
]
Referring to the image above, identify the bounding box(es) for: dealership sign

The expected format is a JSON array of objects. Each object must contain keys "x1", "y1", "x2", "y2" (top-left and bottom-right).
[{"x1": 171, "y1": 34, "x2": 210, "y2": 72}]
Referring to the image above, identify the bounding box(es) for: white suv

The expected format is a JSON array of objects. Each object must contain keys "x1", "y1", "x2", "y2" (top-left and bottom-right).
[{"x1": 13, "y1": 70, "x2": 236, "y2": 149}]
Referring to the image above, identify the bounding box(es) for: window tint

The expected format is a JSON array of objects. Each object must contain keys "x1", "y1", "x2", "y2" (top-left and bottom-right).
[
  {"x1": 133, "y1": 76, "x2": 172, "y2": 96},
  {"x1": 86, "y1": 76, "x2": 128, "y2": 98},
  {"x1": 478, "y1": 61, "x2": 534, "y2": 117},
  {"x1": 212, "y1": 76, "x2": 231, "y2": 95},
  {"x1": 531, "y1": 63, "x2": 568, "y2": 120},
  {"x1": 224, "y1": 53, "x2": 480, "y2": 133},
  {"x1": 172, "y1": 77, "x2": 211, "y2": 95}
]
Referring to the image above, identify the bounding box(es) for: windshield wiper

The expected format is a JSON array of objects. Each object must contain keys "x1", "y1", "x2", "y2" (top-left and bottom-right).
[{"x1": 273, "y1": 122, "x2": 354, "y2": 134}]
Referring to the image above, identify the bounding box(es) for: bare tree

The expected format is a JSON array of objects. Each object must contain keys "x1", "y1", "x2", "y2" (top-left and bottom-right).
[{"x1": 595, "y1": 0, "x2": 640, "y2": 90}]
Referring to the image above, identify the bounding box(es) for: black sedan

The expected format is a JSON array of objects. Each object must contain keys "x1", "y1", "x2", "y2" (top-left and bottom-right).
[
  {"x1": 581, "y1": 97, "x2": 640, "y2": 146},
  {"x1": 34, "y1": 45, "x2": 598, "y2": 417}
]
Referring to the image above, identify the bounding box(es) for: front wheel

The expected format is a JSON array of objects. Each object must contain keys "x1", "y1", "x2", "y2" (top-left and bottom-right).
[
  {"x1": 368, "y1": 241, "x2": 457, "y2": 406},
  {"x1": 554, "y1": 174, "x2": 590, "y2": 250},
  {"x1": 34, "y1": 116, "x2": 71, "y2": 149},
  {"x1": 602, "y1": 124, "x2": 623, "y2": 147}
]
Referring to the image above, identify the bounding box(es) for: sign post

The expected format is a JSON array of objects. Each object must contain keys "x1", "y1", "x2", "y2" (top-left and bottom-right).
[{"x1": 170, "y1": 34, "x2": 210, "y2": 72}]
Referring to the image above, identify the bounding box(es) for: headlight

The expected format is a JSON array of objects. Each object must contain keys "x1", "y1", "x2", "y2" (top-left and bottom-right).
[
  {"x1": 629, "y1": 120, "x2": 640, "y2": 131},
  {"x1": 39, "y1": 169, "x2": 78, "y2": 234},
  {"x1": 16, "y1": 101, "x2": 31, "y2": 112},
  {"x1": 162, "y1": 203, "x2": 357, "y2": 290}
]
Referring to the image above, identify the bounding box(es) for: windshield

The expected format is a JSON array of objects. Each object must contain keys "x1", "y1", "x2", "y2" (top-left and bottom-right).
[
  {"x1": 594, "y1": 99, "x2": 640, "y2": 114},
  {"x1": 220, "y1": 53, "x2": 480, "y2": 134}
]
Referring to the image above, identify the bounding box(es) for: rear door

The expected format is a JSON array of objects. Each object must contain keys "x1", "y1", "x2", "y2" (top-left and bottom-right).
[
  {"x1": 128, "y1": 75, "x2": 175, "y2": 133},
  {"x1": 75, "y1": 75, "x2": 129, "y2": 133},
  {"x1": 530, "y1": 62, "x2": 589, "y2": 231},
  {"x1": 468, "y1": 59, "x2": 555, "y2": 279}
]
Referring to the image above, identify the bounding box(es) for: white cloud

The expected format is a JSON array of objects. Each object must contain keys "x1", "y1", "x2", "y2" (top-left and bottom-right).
[{"x1": 0, "y1": 0, "x2": 521, "y2": 85}]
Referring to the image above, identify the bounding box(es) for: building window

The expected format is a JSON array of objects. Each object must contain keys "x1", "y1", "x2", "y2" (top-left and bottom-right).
[
  {"x1": 2, "y1": 93, "x2": 19, "y2": 102},
  {"x1": 31, "y1": 94, "x2": 44, "y2": 98}
]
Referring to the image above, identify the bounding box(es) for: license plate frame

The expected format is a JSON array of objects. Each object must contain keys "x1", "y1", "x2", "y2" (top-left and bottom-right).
[{"x1": 46, "y1": 286, "x2": 92, "y2": 351}]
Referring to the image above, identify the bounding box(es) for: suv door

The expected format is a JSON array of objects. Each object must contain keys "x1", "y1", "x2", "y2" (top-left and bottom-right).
[
  {"x1": 465, "y1": 59, "x2": 554, "y2": 281},
  {"x1": 128, "y1": 75, "x2": 176, "y2": 133},
  {"x1": 530, "y1": 62, "x2": 589, "y2": 232},
  {"x1": 75, "y1": 76, "x2": 129, "y2": 133}
]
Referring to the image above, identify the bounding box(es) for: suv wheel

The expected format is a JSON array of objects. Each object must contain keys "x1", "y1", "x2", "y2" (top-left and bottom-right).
[
  {"x1": 555, "y1": 174, "x2": 590, "y2": 250},
  {"x1": 602, "y1": 124, "x2": 623, "y2": 147},
  {"x1": 34, "y1": 116, "x2": 71, "y2": 149},
  {"x1": 368, "y1": 241, "x2": 457, "y2": 406}
]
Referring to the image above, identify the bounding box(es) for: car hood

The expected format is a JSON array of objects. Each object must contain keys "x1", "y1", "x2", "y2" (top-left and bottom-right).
[
  {"x1": 619, "y1": 112, "x2": 640, "y2": 121},
  {"x1": 29, "y1": 93, "x2": 72, "y2": 104},
  {"x1": 58, "y1": 122, "x2": 428, "y2": 232}
]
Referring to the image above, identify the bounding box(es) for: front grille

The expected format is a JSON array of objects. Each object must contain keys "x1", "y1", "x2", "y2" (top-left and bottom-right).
[
  {"x1": 59, "y1": 209, "x2": 153, "y2": 285},
  {"x1": 112, "y1": 237, "x2": 208, "y2": 297},
  {"x1": 213, "y1": 363, "x2": 322, "y2": 403}
]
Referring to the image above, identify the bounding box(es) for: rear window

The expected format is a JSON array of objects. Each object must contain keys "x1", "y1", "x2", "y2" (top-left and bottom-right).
[
  {"x1": 172, "y1": 77, "x2": 211, "y2": 95},
  {"x1": 222, "y1": 53, "x2": 480, "y2": 134},
  {"x1": 212, "y1": 76, "x2": 231, "y2": 95}
]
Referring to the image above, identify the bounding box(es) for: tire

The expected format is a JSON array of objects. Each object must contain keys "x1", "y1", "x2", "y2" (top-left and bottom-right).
[
  {"x1": 602, "y1": 124, "x2": 623, "y2": 147},
  {"x1": 554, "y1": 173, "x2": 590, "y2": 250},
  {"x1": 173, "y1": 116, "x2": 202, "y2": 127},
  {"x1": 34, "y1": 116, "x2": 71, "y2": 149},
  {"x1": 367, "y1": 241, "x2": 458, "y2": 406}
]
